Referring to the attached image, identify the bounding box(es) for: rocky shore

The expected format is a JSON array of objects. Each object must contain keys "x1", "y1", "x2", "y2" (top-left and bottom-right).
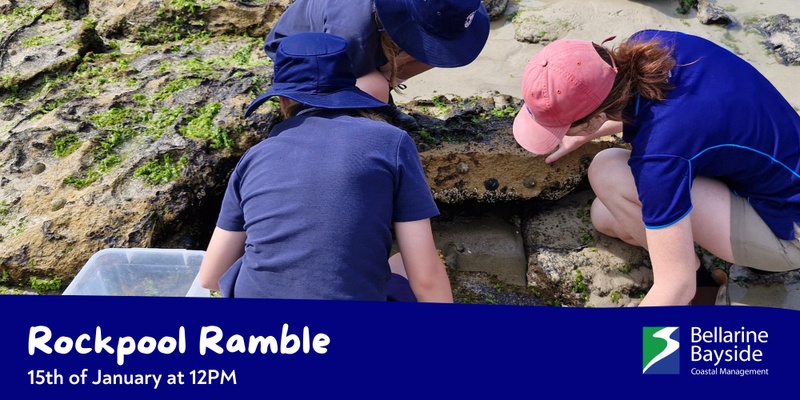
[{"x1": 2, "y1": 0, "x2": 799, "y2": 308}]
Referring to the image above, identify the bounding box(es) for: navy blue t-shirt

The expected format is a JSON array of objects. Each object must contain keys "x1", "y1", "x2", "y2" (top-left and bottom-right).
[
  {"x1": 216, "y1": 109, "x2": 439, "y2": 299},
  {"x1": 264, "y1": 0, "x2": 386, "y2": 78},
  {"x1": 622, "y1": 30, "x2": 800, "y2": 239}
]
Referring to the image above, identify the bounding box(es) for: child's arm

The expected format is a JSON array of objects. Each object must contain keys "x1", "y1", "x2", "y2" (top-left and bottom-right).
[
  {"x1": 393, "y1": 219, "x2": 453, "y2": 303},
  {"x1": 545, "y1": 120, "x2": 624, "y2": 164},
  {"x1": 198, "y1": 227, "x2": 246, "y2": 292}
]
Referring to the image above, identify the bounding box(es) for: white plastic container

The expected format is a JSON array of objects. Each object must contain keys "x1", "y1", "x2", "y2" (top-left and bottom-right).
[{"x1": 63, "y1": 248, "x2": 211, "y2": 297}]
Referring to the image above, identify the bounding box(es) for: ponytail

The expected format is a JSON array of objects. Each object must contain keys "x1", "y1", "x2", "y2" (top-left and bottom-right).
[
  {"x1": 378, "y1": 30, "x2": 401, "y2": 89},
  {"x1": 374, "y1": 7, "x2": 401, "y2": 91},
  {"x1": 588, "y1": 37, "x2": 676, "y2": 123}
]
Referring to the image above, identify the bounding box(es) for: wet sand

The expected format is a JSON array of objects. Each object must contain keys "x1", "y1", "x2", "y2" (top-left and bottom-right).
[{"x1": 395, "y1": 0, "x2": 800, "y2": 109}]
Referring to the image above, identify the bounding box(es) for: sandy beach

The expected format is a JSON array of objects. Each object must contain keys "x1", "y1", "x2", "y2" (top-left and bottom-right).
[{"x1": 395, "y1": 0, "x2": 800, "y2": 109}]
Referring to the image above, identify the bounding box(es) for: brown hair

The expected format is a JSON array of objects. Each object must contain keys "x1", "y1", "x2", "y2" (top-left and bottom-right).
[
  {"x1": 572, "y1": 37, "x2": 676, "y2": 126},
  {"x1": 280, "y1": 98, "x2": 389, "y2": 123},
  {"x1": 374, "y1": 9, "x2": 402, "y2": 91},
  {"x1": 280, "y1": 99, "x2": 301, "y2": 119}
]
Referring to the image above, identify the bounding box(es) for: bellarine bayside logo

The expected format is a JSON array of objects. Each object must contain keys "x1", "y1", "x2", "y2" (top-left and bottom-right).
[{"x1": 642, "y1": 327, "x2": 680, "y2": 374}]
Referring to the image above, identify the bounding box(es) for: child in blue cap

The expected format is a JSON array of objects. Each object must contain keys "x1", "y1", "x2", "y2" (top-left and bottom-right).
[
  {"x1": 199, "y1": 32, "x2": 453, "y2": 302},
  {"x1": 262, "y1": 0, "x2": 490, "y2": 128}
]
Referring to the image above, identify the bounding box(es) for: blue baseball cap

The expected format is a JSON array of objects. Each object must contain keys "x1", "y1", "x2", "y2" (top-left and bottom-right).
[{"x1": 245, "y1": 32, "x2": 388, "y2": 117}]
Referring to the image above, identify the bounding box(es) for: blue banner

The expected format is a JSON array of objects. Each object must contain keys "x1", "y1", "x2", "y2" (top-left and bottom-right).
[{"x1": 1, "y1": 295, "x2": 796, "y2": 397}]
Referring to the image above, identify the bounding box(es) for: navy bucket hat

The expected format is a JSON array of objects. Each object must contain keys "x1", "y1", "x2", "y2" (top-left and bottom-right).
[
  {"x1": 245, "y1": 32, "x2": 388, "y2": 117},
  {"x1": 374, "y1": 0, "x2": 490, "y2": 68}
]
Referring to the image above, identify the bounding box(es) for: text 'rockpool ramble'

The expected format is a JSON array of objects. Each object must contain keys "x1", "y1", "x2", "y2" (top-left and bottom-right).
[{"x1": 28, "y1": 324, "x2": 331, "y2": 365}]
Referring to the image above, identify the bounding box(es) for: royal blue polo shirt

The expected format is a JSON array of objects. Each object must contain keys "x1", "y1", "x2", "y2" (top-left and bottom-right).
[{"x1": 622, "y1": 30, "x2": 800, "y2": 240}]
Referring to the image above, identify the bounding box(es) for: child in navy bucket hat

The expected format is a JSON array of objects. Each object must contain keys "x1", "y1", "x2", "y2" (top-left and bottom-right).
[
  {"x1": 244, "y1": 31, "x2": 389, "y2": 116},
  {"x1": 260, "y1": 0, "x2": 490, "y2": 129},
  {"x1": 199, "y1": 32, "x2": 453, "y2": 302}
]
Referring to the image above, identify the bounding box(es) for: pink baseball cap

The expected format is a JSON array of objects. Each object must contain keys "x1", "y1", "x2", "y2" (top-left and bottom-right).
[{"x1": 513, "y1": 39, "x2": 617, "y2": 155}]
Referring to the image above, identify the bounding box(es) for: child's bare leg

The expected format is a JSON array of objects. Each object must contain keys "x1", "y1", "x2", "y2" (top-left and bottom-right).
[
  {"x1": 588, "y1": 148, "x2": 648, "y2": 248},
  {"x1": 590, "y1": 197, "x2": 643, "y2": 247}
]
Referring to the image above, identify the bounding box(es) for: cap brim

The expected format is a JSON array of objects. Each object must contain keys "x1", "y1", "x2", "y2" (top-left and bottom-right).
[
  {"x1": 375, "y1": 2, "x2": 490, "y2": 68},
  {"x1": 245, "y1": 87, "x2": 389, "y2": 117},
  {"x1": 512, "y1": 107, "x2": 566, "y2": 155}
]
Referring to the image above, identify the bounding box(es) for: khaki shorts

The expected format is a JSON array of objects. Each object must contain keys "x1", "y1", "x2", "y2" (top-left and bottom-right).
[{"x1": 730, "y1": 194, "x2": 800, "y2": 272}]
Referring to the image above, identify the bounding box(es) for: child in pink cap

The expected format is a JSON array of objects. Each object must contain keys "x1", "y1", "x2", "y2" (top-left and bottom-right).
[{"x1": 513, "y1": 30, "x2": 800, "y2": 306}]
